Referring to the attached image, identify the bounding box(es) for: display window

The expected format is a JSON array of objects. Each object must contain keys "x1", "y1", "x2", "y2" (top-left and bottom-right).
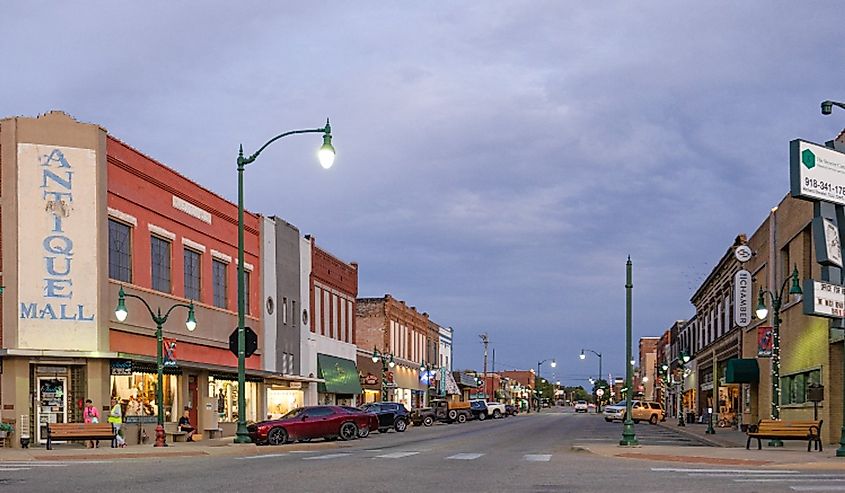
[
  {"x1": 208, "y1": 377, "x2": 257, "y2": 423},
  {"x1": 362, "y1": 390, "x2": 380, "y2": 404},
  {"x1": 110, "y1": 373, "x2": 179, "y2": 421},
  {"x1": 266, "y1": 388, "x2": 303, "y2": 419}
]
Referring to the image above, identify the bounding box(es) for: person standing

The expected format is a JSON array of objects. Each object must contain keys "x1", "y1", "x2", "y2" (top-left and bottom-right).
[
  {"x1": 82, "y1": 399, "x2": 100, "y2": 448},
  {"x1": 108, "y1": 398, "x2": 126, "y2": 447}
]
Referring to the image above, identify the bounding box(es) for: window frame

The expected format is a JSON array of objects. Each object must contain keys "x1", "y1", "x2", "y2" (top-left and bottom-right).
[
  {"x1": 108, "y1": 219, "x2": 133, "y2": 282},
  {"x1": 150, "y1": 235, "x2": 172, "y2": 293},
  {"x1": 212, "y1": 258, "x2": 229, "y2": 309},
  {"x1": 183, "y1": 247, "x2": 202, "y2": 301}
]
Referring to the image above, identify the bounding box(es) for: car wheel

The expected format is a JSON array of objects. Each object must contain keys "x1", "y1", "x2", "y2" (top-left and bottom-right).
[
  {"x1": 478, "y1": 412, "x2": 487, "y2": 421},
  {"x1": 447, "y1": 409, "x2": 458, "y2": 421},
  {"x1": 358, "y1": 426, "x2": 370, "y2": 438},
  {"x1": 457, "y1": 413, "x2": 467, "y2": 423},
  {"x1": 394, "y1": 419, "x2": 407, "y2": 432},
  {"x1": 649, "y1": 414, "x2": 658, "y2": 425},
  {"x1": 493, "y1": 410, "x2": 501, "y2": 419},
  {"x1": 339, "y1": 422, "x2": 358, "y2": 441},
  {"x1": 633, "y1": 419, "x2": 640, "y2": 424},
  {"x1": 267, "y1": 427, "x2": 287, "y2": 446},
  {"x1": 423, "y1": 416, "x2": 434, "y2": 427}
]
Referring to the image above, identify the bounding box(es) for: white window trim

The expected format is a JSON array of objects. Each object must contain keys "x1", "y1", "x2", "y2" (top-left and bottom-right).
[
  {"x1": 181, "y1": 237, "x2": 207, "y2": 253},
  {"x1": 108, "y1": 208, "x2": 138, "y2": 227},
  {"x1": 148, "y1": 223, "x2": 176, "y2": 241},
  {"x1": 235, "y1": 258, "x2": 254, "y2": 271},
  {"x1": 211, "y1": 249, "x2": 232, "y2": 263}
]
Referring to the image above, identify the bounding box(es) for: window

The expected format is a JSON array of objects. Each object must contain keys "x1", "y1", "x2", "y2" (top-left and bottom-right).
[
  {"x1": 108, "y1": 219, "x2": 132, "y2": 282},
  {"x1": 782, "y1": 369, "x2": 821, "y2": 405},
  {"x1": 283, "y1": 297, "x2": 288, "y2": 324},
  {"x1": 244, "y1": 270, "x2": 251, "y2": 315},
  {"x1": 151, "y1": 236, "x2": 171, "y2": 292},
  {"x1": 183, "y1": 248, "x2": 201, "y2": 301},
  {"x1": 212, "y1": 259, "x2": 228, "y2": 309}
]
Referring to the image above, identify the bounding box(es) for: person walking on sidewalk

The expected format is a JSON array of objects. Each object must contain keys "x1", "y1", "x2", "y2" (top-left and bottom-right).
[
  {"x1": 83, "y1": 399, "x2": 101, "y2": 448},
  {"x1": 108, "y1": 398, "x2": 126, "y2": 447}
]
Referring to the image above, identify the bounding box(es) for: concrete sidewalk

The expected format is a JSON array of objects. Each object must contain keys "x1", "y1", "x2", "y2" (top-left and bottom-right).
[{"x1": 657, "y1": 421, "x2": 748, "y2": 448}]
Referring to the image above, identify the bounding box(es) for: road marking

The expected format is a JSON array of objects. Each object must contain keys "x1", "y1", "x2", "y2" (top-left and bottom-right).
[
  {"x1": 689, "y1": 474, "x2": 845, "y2": 479},
  {"x1": 652, "y1": 468, "x2": 799, "y2": 474},
  {"x1": 0, "y1": 467, "x2": 31, "y2": 471},
  {"x1": 446, "y1": 453, "x2": 484, "y2": 460},
  {"x1": 524, "y1": 454, "x2": 552, "y2": 462},
  {"x1": 237, "y1": 453, "x2": 287, "y2": 460},
  {"x1": 791, "y1": 487, "x2": 845, "y2": 492},
  {"x1": 363, "y1": 449, "x2": 384, "y2": 452},
  {"x1": 287, "y1": 450, "x2": 317, "y2": 454},
  {"x1": 302, "y1": 453, "x2": 350, "y2": 460},
  {"x1": 0, "y1": 463, "x2": 69, "y2": 467},
  {"x1": 375, "y1": 451, "x2": 420, "y2": 459},
  {"x1": 738, "y1": 479, "x2": 845, "y2": 483}
]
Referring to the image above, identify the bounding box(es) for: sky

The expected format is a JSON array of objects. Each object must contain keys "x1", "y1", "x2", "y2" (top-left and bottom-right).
[{"x1": 4, "y1": 2, "x2": 845, "y2": 386}]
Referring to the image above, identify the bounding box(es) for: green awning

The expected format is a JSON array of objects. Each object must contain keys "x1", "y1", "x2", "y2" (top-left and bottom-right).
[
  {"x1": 725, "y1": 358, "x2": 759, "y2": 384},
  {"x1": 317, "y1": 354, "x2": 363, "y2": 395}
]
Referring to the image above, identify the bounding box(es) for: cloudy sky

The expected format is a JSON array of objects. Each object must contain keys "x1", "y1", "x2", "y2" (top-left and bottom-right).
[{"x1": 4, "y1": 2, "x2": 844, "y2": 385}]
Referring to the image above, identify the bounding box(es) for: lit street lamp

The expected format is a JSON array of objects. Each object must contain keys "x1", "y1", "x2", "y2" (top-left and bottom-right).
[
  {"x1": 580, "y1": 349, "x2": 603, "y2": 412},
  {"x1": 677, "y1": 351, "x2": 690, "y2": 427},
  {"x1": 620, "y1": 256, "x2": 638, "y2": 446},
  {"x1": 234, "y1": 121, "x2": 335, "y2": 443},
  {"x1": 115, "y1": 287, "x2": 197, "y2": 447},
  {"x1": 756, "y1": 265, "x2": 802, "y2": 447},
  {"x1": 372, "y1": 348, "x2": 396, "y2": 402},
  {"x1": 536, "y1": 358, "x2": 556, "y2": 412}
]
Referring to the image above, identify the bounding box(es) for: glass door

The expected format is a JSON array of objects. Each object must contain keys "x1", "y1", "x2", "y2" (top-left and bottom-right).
[{"x1": 37, "y1": 377, "x2": 68, "y2": 443}]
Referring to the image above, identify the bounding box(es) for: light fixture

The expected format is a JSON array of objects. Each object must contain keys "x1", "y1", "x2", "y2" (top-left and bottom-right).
[
  {"x1": 318, "y1": 119, "x2": 335, "y2": 169},
  {"x1": 372, "y1": 347, "x2": 380, "y2": 363},
  {"x1": 789, "y1": 265, "x2": 803, "y2": 296},
  {"x1": 115, "y1": 287, "x2": 128, "y2": 322},
  {"x1": 579, "y1": 351, "x2": 586, "y2": 360},
  {"x1": 642, "y1": 376, "x2": 649, "y2": 383},
  {"x1": 388, "y1": 355, "x2": 395, "y2": 368},
  {"x1": 756, "y1": 288, "x2": 769, "y2": 320},
  {"x1": 661, "y1": 363, "x2": 669, "y2": 372},
  {"x1": 420, "y1": 360, "x2": 427, "y2": 372},
  {"x1": 822, "y1": 100, "x2": 834, "y2": 115},
  {"x1": 681, "y1": 352, "x2": 691, "y2": 364},
  {"x1": 550, "y1": 359, "x2": 557, "y2": 368},
  {"x1": 185, "y1": 303, "x2": 197, "y2": 331},
  {"x1": 630, "y1": 359, "x2": 636, "y2": 366}
]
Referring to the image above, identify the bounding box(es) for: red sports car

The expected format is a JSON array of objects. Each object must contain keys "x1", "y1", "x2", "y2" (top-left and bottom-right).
[{"x1": 248, "y1": 406, "x2": 378, "y2": 445}]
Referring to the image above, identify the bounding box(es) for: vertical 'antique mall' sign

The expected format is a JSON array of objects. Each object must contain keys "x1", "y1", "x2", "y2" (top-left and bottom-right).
[{"x1": 17, "y1": 144, "x2": 98, "y2": 350}]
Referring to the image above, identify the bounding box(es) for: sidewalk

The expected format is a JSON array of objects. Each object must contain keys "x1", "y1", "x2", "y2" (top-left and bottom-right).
[
  {"x1": 0, "y1": 436, "x2": 346, "y2": 461},
  {"x1": 574, "y1": 422, "x2": 845, "y2": 470}
]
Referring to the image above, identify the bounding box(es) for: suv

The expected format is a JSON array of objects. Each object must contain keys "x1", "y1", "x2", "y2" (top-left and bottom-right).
[
  {"x1": 360, "y1": 402, "x2": 410, "y2": 432},
  {"x1": 603, "y1": 400, "x2": 664, "y2": 424},
  {"x1": 475, "y1": 400, "x2": 507, "y2": 419},
  {"x1": 574, "y1": 400, "x2": 589, "y2": 413}
]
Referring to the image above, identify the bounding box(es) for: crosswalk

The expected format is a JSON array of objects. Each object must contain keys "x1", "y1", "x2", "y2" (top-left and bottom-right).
[
  {"x1": 651, "y1": 467, "x2": 845, "y2": 491},
  {"x1": 237, "y1": 450, "x2": 554, "y2": 463},
  {"x1": 0, "y1": 460, "x2": 111, "y2": 472}
]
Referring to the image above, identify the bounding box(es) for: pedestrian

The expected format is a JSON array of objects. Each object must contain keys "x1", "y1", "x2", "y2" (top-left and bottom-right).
[
  {"x1": 178, "y1": 408, "x2": 196, "y2": 442},
  {"x1": 108, "y1": 397, "x2": 126, "y2": 447},
  {"x1": 83, "y1": 399, "x2": 101, "y2": 448}
]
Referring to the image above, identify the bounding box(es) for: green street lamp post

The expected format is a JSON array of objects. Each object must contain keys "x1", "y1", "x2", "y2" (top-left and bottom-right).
[
  {"x1": 620, "y1": 256, "x2": 638, "y2": 446},
  {"x1": 115, "y1": 286, "x2": 197, "y2": 447},
  {"x1": 820, "y1": 99, "x2": 845, "y2": 457},
  {"x1": 580, "y1": 349, "x2": 603, "y2": 412},
  {"x1": 676, "y1": 352, "x2": 690, "y2": 427},
  {"x1": 372, "y1": 348, "x2": 396, "y2": 402},
  {"x1": 234, "y1": 121, "x2": 335, "y2": 443},
  {"x1": 756, "y1": 265, "x2": 802, "y2": 447},
  {"x1": 536, "y1": 358, "x2": 556, "y2": 412},
  {"x1": 658, "y1": 363, "x2": 669, "y2": 421}
]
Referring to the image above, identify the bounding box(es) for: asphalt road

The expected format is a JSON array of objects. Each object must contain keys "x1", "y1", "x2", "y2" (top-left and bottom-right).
[{"x1": 3, "y1": 409, "x2": 844, "y2": 493}]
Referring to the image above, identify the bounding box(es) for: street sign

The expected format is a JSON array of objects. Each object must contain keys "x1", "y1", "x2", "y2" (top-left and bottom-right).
[
  {"x1": 734, "y1": 245, "x2": 753, "y2": 263},
  {"x1": 733, "y1": 270, "x2": 752, "y2": 327},
  {"x1": 813, "y1": 216, "x2": 843, "y2": 267},
  {"x1": 228, "y1": 326, "x2": 258, "y2": 358},
  {"x1": 803, "y1": 280, "x2": 845, "y2": 318},
  {"x1": 596, "y1": 388, "x2": 604, "y2": 397},
  {"x1": 790, "y1": 139, "x2": 845, "y2": 206}
]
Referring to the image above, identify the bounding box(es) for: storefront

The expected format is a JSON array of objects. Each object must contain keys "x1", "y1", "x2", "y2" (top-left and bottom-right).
[
  {"x1": 265, "y1": 382, "x2": 304, "y2": 420},
  {"x1": 317, "y1": 354, "x2": 362, "y2": 406},
  {"x1": 110, "y1": 360, "x2": 181, "y2": 422},
  {"x1": 356, "y1": 354, "x2": 382, "y2": 405},
  {"x1": 208, "y1": 374, "x2": 260, "y2": 427},
  {"x1": 392, "y1": 364, "x2": 425, "y2": 409},
  {"x1": 725, "y1": 358, "x2": 758, "y2": 427}
]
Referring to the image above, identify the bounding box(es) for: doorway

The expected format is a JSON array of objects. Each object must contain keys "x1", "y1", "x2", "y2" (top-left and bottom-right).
[{"x1": 37, "y1": 377, "x2": 68, "y2": 444}]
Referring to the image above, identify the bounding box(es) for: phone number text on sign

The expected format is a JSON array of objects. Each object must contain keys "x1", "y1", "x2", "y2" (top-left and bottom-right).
[{"x1": 803, "y1": 177, "x2": 845, "y2": 203}]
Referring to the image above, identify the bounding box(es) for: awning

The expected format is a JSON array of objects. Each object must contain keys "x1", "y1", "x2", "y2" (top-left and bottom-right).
[
  {"x1": 317, "y1": 354, "x2": 363, "y2": 395},
  {"x1": 725, "y1": 358, "x2": 759, "y2": 384}
]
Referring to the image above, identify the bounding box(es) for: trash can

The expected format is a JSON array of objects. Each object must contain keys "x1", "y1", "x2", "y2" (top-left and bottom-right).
[{"x1": 686, "y1": 412, "x2": 695, "y2": 424}]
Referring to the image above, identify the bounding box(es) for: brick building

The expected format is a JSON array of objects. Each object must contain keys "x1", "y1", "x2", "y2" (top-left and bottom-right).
[{"x1": 638, "y1": 337, "x2": 659, "y2": 400}]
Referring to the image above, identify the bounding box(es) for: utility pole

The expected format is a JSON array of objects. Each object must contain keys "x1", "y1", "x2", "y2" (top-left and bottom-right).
[
  {"x1": 480, "y1": 333, "x2": 489, "y2": 398},
  {"x1": 491, "y1": 348, "x2": 497, "y2": 401}
]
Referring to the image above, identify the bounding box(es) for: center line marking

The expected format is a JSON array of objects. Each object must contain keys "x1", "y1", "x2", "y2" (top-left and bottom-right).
[
  {"x1": 302, "y1": 453, "x2": 350, "y2": 460},
  {"x1": 446, "y1": 453, "x2": 484, "y2": 460}
]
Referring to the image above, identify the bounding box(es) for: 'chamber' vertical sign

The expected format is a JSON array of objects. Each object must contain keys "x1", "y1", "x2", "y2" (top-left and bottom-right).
[{"x1": 17, "y1": 144, "x2": 98, "y2": 350}]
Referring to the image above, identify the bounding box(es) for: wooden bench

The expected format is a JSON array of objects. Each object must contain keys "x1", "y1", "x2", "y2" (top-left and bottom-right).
[
  {"x1": 746, "y1": 419, "x2": 823, "y2": 452},
  {"x1": 163, "y1": 422, "x2": 188, "y2": 442},
  {"x1": 47, "y1": 423, "x2": 116, "y2": 450}
]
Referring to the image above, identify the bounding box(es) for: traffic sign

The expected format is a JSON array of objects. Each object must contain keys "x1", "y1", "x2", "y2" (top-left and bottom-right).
[
  {"x1": 596, "y1": 388, "x2": 605, "y2": 397},
  {"x1": 229, "y1": 327, "x2": 258, "y2": 358}
]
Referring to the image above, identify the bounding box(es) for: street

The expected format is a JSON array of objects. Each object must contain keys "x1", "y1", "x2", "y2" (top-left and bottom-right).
[{"x1": 4, "y1": 409, "x2": 843, "y2": 493}]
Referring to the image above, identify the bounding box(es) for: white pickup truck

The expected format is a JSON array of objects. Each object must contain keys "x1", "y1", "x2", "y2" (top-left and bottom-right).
[{"x1": 472, "y1": 400, "x2": 507, "y2": 420}]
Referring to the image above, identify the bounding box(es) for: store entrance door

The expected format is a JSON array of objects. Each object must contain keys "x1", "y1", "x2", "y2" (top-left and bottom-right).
[
  {"x1": 37, "y1": 377, "x2": 68, "y2": 444},
  {"x1": 188, "y1": 375, "x2": 198, "y2": 428}
]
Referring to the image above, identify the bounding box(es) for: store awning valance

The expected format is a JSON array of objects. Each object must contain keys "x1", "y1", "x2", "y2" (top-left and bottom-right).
[
  {"x1": 317, "y1": 354, "x2": 363, "y2": 395},
  {"x1": 725, "y1": 358, "x2": 759, "y2": 384}
]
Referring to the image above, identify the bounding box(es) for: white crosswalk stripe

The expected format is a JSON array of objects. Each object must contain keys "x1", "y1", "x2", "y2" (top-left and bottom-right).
[
  {"x1": 446, "y1": 453, "x2": 484, "y2": 460},
  {"x1": 791, "y1": 487, "x2": 845, "y2": 492},
  {"x1": 523, "y1": 454, "x2": 551, "y2": 462},
  {"x1": 651, "y1": 467, "x2": 800, "y2": 474},
  {"x1": 237, "y1": 453, "x2": 287, "y2": 460},
  {"x1": 302, "y1": 453, "x2": 350, "y2": 460},
  {"x1": 375, "y1": 451, "x2": 420, "y2": 459},
  {"x1": 651, "y1": 467, "x2": 845, "y2": 490}
]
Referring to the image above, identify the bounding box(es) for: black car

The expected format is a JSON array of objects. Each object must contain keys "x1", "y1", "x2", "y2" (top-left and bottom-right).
[
  {"x1": 360, "y1": 402, "x2": 410, "y2": 432},
  {"x1": 469, "y1": 400, "x2": 489, "y2": 421}
]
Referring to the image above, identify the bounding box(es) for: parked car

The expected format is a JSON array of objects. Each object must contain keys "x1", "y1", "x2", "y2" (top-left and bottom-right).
[
  {"x1": 469, "y1": 400, "x2": 490, "y2": 420},
  {"x1": 360, "y1": 402, "x2": 410, "y2": 433},
  {"x1": 340, "y1": 406, "x2": 380, "y2": 437},
  {"x1": 483, "y1": 401, "x2": 507, "y2": 419},
  {"x1": 248, "y1": 406, "x2": 375, "y2": 445},
  {"x1": 505, "y1": 404, "x2": 519, "y2": 416},
  {"x1": 410, "y1": 407, "x2": 437, "y2": 427},
  {"x1": 574, "y1": 400, "x2": 589, "y2": 413},
  {"x1": 603, "y1": 400, "x2": 664, "y2": 424},
  {"x1": 431, "y1": 399, "x2": 471, "y2": 423}
]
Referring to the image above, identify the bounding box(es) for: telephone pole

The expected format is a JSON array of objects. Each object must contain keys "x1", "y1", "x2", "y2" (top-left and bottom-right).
[{"x1": 480, "y1": 333, "x2": 489, "y2": 398}]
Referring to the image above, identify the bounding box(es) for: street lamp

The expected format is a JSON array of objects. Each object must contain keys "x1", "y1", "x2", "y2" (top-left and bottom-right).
[
  {"x1": 821, "y1": 100, "x2": 845, "y2": 116},
  {"x1": 677, "y1": 351, "x2": 690, "y2": 427},
  {"x1": 580, "y1": 349, "x2": 603, "y2": 412},
  {"x1": 372, "y1": 348, "x2": 396, "y2": 402},
  {"x1": 756, "y1": 265, "x2": 802, "y2": 447},
  {"x1": 234, "y1": 120, "x2": 334, "y2": 443},
  {"x1": 536, "y1": 358, "x2": 556, "y2": 412},
  {"x1": 657, "y1": 363, "x2": 669, "y2": 421},
  {"x1": 115, "y1": 286, "x2": 196, "y2": 447},
  {"x1": 620, "y1": 256, "x2": 638, "y2": 446}
]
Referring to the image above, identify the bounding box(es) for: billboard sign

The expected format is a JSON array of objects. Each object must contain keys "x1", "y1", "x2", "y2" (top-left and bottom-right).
[
  {"x1": 803, "y1": 280, "x2": 845, "y2": 318},
  {"x1": 813, "y1": 216, "x2": 843, "y2": 267},
  {"x1": 733, "y1": 270, "x2": 752, "y2": 327},
  {"x1": 790, "y1": 139, "x2": 845, "y2": 206}
]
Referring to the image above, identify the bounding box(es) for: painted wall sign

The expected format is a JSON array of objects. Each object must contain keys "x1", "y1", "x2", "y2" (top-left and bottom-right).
[
  {"x1": 790, "y1": 139, "x2": 845, "y2": 206},
  {"x1": 812, "y1": 216, "x2": 843, "y2": 267},
  {"x1": 17, "y1": 144, "x2": 99, "y2": 350},
  {"x1": 733, "y1": 270, "x2": 752, "y2": 327},
  {"x1": 110, "y1": 359, "x2": 133, "y2": 376},
  {"x1": 803, "y1": 280, "x2": 845, "y2": 318}
]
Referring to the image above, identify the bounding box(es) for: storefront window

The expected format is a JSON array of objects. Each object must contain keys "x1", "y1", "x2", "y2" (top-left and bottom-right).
[
  {"x1": 110, "y1": 373, "x2": 179, "y2": 421},
  {"x1": 208, "y1": 377, "x2": 257, "y2": 423},
  {"x1": 266, "y1": 388, "x2": 303, "y2": 420}
]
